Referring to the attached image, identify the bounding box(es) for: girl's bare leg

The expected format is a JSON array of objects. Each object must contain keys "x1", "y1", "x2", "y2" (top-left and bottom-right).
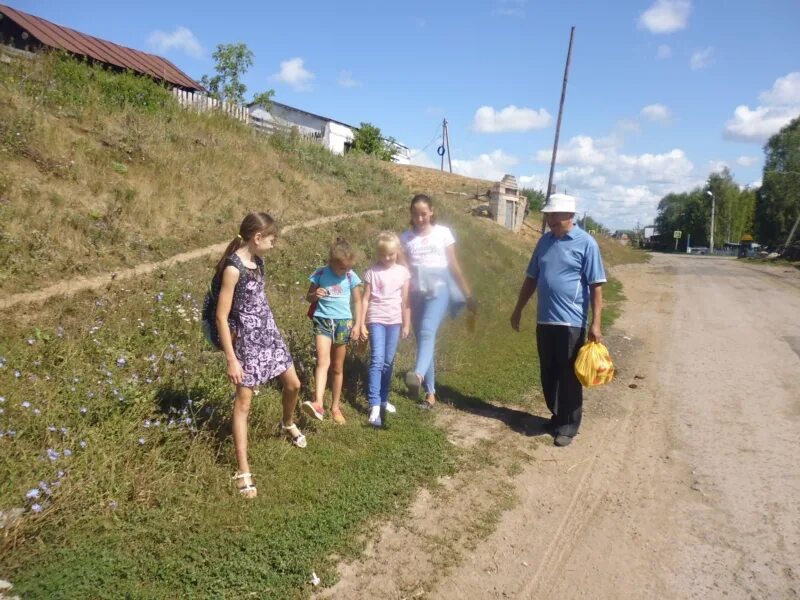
[
  {"x1": 329, "y1": 343, "x2": 348, "y2": 413},
  {"x1": 313, "y1": 335, "x2": 332, "y2": 410},
  {"x1": 232, "y1": 385, "x2": 256, "y2": 496},
  {"x1": 278, "y1": 365, "x2": 301, "y2": 425}
]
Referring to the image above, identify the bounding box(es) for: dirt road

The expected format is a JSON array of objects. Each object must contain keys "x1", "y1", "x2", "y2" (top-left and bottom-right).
[{"x1": 319, "y1": 254, "x2": 800, "y2": 599}]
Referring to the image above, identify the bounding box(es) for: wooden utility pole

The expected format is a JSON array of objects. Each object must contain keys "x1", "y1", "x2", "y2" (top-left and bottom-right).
[
  {"x1": 541, "y1": 26, "x2": 576, "y2": 233},
  {"x1": 439, "y1": 118, "x2": 452, "y2": 173}
]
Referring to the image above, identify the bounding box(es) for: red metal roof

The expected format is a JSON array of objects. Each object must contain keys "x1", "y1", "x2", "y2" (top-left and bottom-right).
[{"x1": 0, "y1": 4, "x2": 203, "y2": 91}]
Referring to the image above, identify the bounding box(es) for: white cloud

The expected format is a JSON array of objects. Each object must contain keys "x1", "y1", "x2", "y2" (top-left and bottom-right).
[
  {"x1": 690, "y1": 47, "x2": 715, "y2": 70},
  {"x1": 493, "y1": 0, "x2": 526, "y2": 17},
  {"x1": 758, "y1": 71, "x2": 800, "y2": 106},
  {"x1": 452, "y1": 150, "x2": 520, "y2": 180},
  {"x1": 408, "y1": 149, "x2": 439, "y2": 169},
  {"x1": 269, "y1": 57, "x2": 315, "y2": 91},
  {"x1": 736, "y1": 155, "x2": 758, "y2": 167},
  {"x1": 526, "y1": 133, "x2": 700, "y2": 229},
  {"x1": 724, "y1": 72, "x2": 800, "y2": 143},
  {"x1": 656, "y1": 44, "x2": 672, "y2": 59},
  {"x1": 638, "y1": 0, "x2": 691, "y2": 34},
  {"x1": 338, "y1": 70, "x2": 359, "y2": 88},
  {"x1": 147, "y1": 26, "x2": 203, "y2": 59},
  {"x1": 640, "y1": 103, "x2": 672, "y2": 122},
  {"x1": 473, "y1": 105, "x2": 552, "y2": 133},
  {"x1": 708, "y1": 160, "x2": 728, "y2": 174}
]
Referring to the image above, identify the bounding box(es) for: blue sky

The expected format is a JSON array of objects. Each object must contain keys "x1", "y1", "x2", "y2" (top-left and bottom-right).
[{"x1": 12, "y1": 0, "x2": 800, "y2": 229}]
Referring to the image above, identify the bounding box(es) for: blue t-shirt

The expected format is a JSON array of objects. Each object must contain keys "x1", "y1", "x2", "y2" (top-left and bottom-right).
[
  {"x1": 526, "y1": 225, "x2": 606, "y2": 328},
  {"x1": 309, "y1": 265, "x2": 363, "y2": 320}
]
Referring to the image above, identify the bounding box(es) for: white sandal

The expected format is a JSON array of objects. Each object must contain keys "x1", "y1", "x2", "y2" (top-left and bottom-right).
[
  {"x1": 281, "y1": 422, "x2": 307, "y2": 448},
  {"x1": 232, "y1": 472, "x2": 257, "y2": 498}
]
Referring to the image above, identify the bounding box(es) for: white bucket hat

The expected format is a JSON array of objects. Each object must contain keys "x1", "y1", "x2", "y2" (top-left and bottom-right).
[{"x1": 541, "y1": 193, "x2": 577, "y2": 213}]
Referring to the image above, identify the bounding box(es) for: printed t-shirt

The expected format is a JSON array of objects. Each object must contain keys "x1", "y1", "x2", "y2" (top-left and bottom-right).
[
  {"x1": 400, "y1": 225, "x2": 455, "y2": 292},
  {"x1": 309, "y1": 265, "x2": 362, "y2": 320},
  {"x1": 525, "y1": 225, "x2": 606, "y2": 328},
  {"x1": 364, "y1": 263, "x2": 410, "y2": 324}
]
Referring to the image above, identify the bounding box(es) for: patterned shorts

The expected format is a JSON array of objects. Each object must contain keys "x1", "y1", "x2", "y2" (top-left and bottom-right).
[{"x1": 313, "y1": 317, "x2": 353, "y2": 344}]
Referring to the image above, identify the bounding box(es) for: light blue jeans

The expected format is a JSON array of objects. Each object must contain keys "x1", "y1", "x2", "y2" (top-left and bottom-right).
[
  {"x1": 410, "y1": 289, "x2": 450, "y2": 394},
  {"x1": 367, "y1": 323, "x2": 402, "y2": 407}
]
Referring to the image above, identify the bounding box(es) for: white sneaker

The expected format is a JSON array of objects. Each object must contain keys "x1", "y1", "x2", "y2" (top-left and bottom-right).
[
  {"x1": 368, "y1": 406, "x2": 382, "y2": 427},
  {"x1": 383, "y1": 402, "x2": 397, "y2": 414}
]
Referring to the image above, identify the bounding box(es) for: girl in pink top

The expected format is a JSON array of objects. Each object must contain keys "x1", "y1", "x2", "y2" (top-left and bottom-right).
[{"x1": 358, "y1": 232, "x2": 411, "y2": 427}]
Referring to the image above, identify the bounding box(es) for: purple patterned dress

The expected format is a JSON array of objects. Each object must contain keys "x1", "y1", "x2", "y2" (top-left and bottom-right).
[{"x1": 226, "y1": 254, "x2": 293, "y2": 388}]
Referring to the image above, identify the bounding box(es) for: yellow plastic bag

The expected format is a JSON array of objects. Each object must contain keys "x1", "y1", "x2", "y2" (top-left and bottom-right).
[{"x1": 574, "y1": 341, "x2": 615, "y2": 388}]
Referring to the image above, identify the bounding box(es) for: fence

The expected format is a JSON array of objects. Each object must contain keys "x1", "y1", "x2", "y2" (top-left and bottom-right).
[{"x1": 171, "y1": 89, "x2": 250, "y2": 125}]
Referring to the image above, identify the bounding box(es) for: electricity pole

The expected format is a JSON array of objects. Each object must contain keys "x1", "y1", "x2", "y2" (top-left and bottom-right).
[{"x1": 706, "y1": 190, "x2": 716, "y2": 253}]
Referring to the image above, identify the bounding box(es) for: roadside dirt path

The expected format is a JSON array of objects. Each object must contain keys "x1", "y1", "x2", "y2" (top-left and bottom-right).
[
  {"x1": 0, "y1": 210, "x2": 385, "y2": 311},
  {"x1": 318, "y1": 254, "x2": 800, "y2": 599}
]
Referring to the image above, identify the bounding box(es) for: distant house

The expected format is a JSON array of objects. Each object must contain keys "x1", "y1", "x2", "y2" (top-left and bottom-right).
[
  {"x1": 0, "y1": 4, "x2": 203, "y2": 92},
  {"x1": 249, "y1": 100, "x2": 410, "y2": 164}
]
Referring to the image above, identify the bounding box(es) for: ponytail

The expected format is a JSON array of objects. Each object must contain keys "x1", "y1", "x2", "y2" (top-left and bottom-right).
[{"x1": 214, "y1": 212, "x2": 278, "y2": 278}]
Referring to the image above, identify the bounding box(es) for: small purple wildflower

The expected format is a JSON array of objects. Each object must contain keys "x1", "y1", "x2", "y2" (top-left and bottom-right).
[
  {"x1": 63, "y1": 448, "x2": 73, "y2": 457},
  {"x1": 79, "y1": 440, "x2": 87, "y2": 448},
  {"x1": 7, "y1": 430, "x2": 15, "y2": 438},
  {"x1": 116, "y1": 357, "x2": 127, "y2": 367},
  {"x1": 46, "y1": 448, "x2": 59, "y2": 461},
  {"x1": 47, "y1": 425, "x2": 57, "y2": 432},
  {"x1": 31, "y1": 503, "x2": 43, "y2": 513},
  {"x1": 185, "y1": 418, "x2": 192, "y2": 425},
  {"x1": 56, "y1": 326, "x2": 65, "y2": 338},
  {"x1": 80, "y1": 407, "x2": 88, "y2": 415},
  {"x1": 33, "y1": 408, "x2": 41, "y2": 416},
  {"x1": 108, "y1": 500, "x2": 118, "y2": 510},
  {"x1": 155, "y1": 292, "x2": 164, "y2": 302},
  {"x1": 138, "y1": 437, "x2": 145, "y2": 445},
  {"x1": 56, "y1": 470, "x2": 65, "y2": 478},
  {"x1": 87, "y1": 391, "x2": 95, "y2": 399},
  {"x1": 0, "y1": 356, "x2": 6, "y2": 368},
  {"x1": 21, "y1": 401, "x2": 30, "y2": 409},
  {"x1": 27, "y1": 338, "x2": 35, "y2": 346},
  {"x1": 0, "y1": 396, "x2": 5, "y2": 403},
  {"x1": 60, "y1": 426, "x2": 68, "y2": 435},
  {"x1": 14, "y1": 370, "x2": 21, "y2": 378},
  {"x1": 0, "y1": 408, "x2": 4, "y2": 415},
  {"x1": 143, "y1": 419, "x2": 151, "y2": 428},
  {"x1": 26, "y1": 488, "x2": 40, "y2": 499}
]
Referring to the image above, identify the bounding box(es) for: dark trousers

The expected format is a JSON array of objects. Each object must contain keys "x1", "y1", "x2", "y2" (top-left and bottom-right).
[{"x1": 536, "y1": 324, "x2": 586, "y2": 437}]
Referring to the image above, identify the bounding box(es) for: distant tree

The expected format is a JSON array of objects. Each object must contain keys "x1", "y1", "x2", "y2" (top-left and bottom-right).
[
  {"x1": 351, "y1": 122, "x2": 396, "y2": 161},
  {"x1": 201, "y1": 43, "x2": 254, "y2": 104},
  {"x1": 582, "y1": 215, "x2": 608, "y2": 234},
  {"x1": 755, "y1": 116, "x2": 800, "y2": 246},
  {"x1": 521, "y1": 188, "x2": 545, "y2": 214},
  {"x1": 251, "y1": 89, "x2": 275, "y2": 111}
]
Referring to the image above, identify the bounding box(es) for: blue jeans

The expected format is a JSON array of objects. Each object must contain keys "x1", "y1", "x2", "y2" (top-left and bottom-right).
[
  {"x1": 410, "y1": 290, "x2": 450, "y2": 394},
  {"x1": 367, "y1": 323, "x2": 402, "y2": 407}
]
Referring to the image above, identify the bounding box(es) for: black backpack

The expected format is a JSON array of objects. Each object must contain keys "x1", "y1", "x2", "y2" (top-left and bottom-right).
[{"x1": 201, "y1": 255, "x2": 261, "y2": 350}]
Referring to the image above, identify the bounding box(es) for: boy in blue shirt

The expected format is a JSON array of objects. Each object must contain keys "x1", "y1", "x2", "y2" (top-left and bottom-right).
[{"x1": 510, "y1": 194, "x2": 606, "y2": 447}]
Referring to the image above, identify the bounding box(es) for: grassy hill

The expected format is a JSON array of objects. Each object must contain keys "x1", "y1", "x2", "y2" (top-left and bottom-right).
[{"x1": 0, "y1": 54, "x2": 646, "y2": 598}]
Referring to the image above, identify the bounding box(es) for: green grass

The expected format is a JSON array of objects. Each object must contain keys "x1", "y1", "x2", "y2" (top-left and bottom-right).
[{"x1": 0, "y1": 54, "x2": 644, "y2": 598}]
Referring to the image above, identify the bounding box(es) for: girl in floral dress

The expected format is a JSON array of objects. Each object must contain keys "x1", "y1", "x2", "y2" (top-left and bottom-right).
[{"x1": 212, "y1": 212, "x2": 305, "y2": 498}]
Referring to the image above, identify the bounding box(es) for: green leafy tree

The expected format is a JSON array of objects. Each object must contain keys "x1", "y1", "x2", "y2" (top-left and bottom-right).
[
  {"x1": 251, "y1": 89, "x2": 275, "y2": 111},
  {"x1": 521, "y1": 188, "x2": 545, "y2": 214},
  {"x1": 755, "y1": 116, "x2": 800, "y2": 246},
  {"x1": 351, "y1": 122, "x2": 396, "y2": 161},
  {"x1": 200, "y1": 43, "x2": 254, "y2": 104}
]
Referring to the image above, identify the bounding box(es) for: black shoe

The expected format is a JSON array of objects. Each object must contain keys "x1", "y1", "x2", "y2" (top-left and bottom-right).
[{"x1": 554, "y1": 434, "x2": 574, "y2": 447}]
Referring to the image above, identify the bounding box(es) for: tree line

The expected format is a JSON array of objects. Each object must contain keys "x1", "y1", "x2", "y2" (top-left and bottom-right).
[{"x1": 655, "y1": 116, "x2": 800, "y2": 250}]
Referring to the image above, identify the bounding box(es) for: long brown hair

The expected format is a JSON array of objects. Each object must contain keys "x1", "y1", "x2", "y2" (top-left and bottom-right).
[
  {"x1": 409, "y1": 194, "x2": 437, "y2": 226},
  {"x1": 215, "y1": 212, "x2": 278, "y2": 277}
]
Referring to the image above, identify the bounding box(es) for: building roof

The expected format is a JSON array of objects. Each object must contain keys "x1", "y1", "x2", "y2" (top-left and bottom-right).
[{"x1": 0, "y1": 4, "x2": 203, "y2": 91}]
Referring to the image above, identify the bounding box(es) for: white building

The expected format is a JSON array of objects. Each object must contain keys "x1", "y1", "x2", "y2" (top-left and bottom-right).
[{"x1": 249, "y1": 101, "x2": 409, "y2": 164}]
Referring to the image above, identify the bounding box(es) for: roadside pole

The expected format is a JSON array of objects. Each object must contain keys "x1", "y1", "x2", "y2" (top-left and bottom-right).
[{"x1": 541, "y1": 26, "x2": 575, "y2": 233}]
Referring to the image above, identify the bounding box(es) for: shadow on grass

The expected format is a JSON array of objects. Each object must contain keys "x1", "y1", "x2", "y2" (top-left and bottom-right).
[
  {"x1": 436, "y1": 384, "x2": 552, "y2": 438},
  {"x1": 154, "y1": 385, "x2": 230, "y2": 447}
]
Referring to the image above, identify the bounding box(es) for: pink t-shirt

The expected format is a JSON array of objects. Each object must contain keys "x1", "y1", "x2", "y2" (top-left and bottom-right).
[{"x1": 364, "y1": 263, "x2": 410, "y2": 325}]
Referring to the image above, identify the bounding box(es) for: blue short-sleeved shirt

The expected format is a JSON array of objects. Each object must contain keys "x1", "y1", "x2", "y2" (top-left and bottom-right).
[
  {"x1": 309, "y1": 265, "x2": 363, "y2": 320},
  {"x1": 526, "y1": 225, "x2": 606, "y2": 328}
]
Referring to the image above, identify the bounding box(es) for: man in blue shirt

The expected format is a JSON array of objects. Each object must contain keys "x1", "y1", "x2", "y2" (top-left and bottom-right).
[{"x1": 510, "y1": 194, "x2": 606, "y2": 447}]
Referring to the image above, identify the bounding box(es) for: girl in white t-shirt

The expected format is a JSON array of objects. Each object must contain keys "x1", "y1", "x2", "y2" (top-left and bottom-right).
[
  {"x1": 400, "y1": 194, "x2": 476, "y2": 408},
  {"x1": 358, "y1": 232, "x2": 411, "y2": 427}
]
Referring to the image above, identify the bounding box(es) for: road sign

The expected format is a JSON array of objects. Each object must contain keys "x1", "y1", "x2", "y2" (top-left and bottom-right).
[{"x1": 674, "y1": 230, "x2": 682, "y2": 239}]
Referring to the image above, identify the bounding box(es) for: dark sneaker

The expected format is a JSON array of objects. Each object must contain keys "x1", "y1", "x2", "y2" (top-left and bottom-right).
[{"x1": 554, "y1": 434, "x2": 574, "y2": 447}]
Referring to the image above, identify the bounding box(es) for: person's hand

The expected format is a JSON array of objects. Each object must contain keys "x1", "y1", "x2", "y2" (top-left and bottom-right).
[
  {"x1": 358, "y1": 326, "x2": 369, "y2": 343},
  {"x1": 401, "y1": 323, "x2": 410, "y2": 339},
  {"x1": 314, "y1": 287, "x2": 329, "y2": 300},
  {"x1": 588, "y1": 321, "x2": 602, "y2": 343},
  {"x1": 510, "y1": 308, "x2": 522, "y2": 332},
  {"x1": 466, "y1": 296, "x2": 478, "y2": 313},
  {"x1": 226, "y1": 357, "x2": 244, "y2": 385}
]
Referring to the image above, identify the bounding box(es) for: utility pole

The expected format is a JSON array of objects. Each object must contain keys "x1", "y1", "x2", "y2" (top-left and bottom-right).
[
  {"x1": 541, "y1": 26, "x2": 576, "y2": 233},
  {"x1": 439, "y1": 118, "x2": 452, "y2": 173},
  {"x1": 707, "y1": 190, "x2": 716, "y2": 253},
  {"x1": 786, "y1": 210, "x2": 800, "y2": 248}
]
